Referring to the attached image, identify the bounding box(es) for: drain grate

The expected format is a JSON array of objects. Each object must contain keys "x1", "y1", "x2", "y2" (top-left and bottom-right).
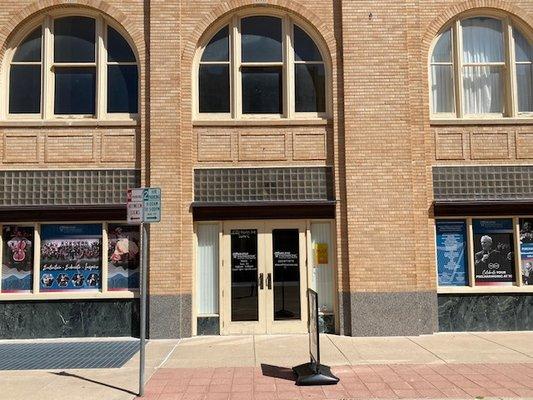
[{"x1": 0, "y1": 340, "x2": 139, "y2": 370}]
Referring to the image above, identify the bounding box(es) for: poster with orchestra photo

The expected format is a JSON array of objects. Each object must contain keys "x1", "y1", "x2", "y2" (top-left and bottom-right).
[{"x1": 40, "y1": 224, "x2": 102, "y2": 292}]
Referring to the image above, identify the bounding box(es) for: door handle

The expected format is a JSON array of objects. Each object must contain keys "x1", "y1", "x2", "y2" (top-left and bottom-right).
[
  {"x1": 258, "y1": 273, "x2": 264, "y2": 290},
  {"x1": 266, "y1": 273, "x2": 272, "y2": 290}
]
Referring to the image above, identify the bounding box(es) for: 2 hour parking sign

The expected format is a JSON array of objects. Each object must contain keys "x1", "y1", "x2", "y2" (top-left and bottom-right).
[{"x1": 127, "y1": 188, "x2": 161, "y2": 224}]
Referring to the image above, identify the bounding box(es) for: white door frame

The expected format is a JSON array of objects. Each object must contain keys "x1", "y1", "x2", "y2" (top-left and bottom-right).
[{"x1": 220, "y1": 220, "x2": 309, "y2": 335}]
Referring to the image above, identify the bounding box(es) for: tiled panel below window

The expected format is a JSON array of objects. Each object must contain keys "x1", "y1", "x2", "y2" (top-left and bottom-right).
[
  {"x1": 194, "y1": 167, "x2": 334, "y2": 203},
  {"x1": 0, "y1": 169, "x2": 140, "y2": 206},
  {"x1": 433, "y1": 165, "x2": 533, "y2": 201}
]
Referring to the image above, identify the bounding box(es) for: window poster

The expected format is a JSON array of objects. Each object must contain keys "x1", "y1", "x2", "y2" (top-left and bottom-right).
[
  {"x1": 2, "y1": 226, "x2": 34, "y2": 293},
  {"x1": 40, "y1": 224, "x2": 102, "y2": 292},
  {"x1": 473, "y1": 219, "x2": 515, "y2": 286},
  {"x1": 108, "y1": 224, "x2": 140, "y2": 290},
  {"x1": 315, "y1": 243, "x2": 328, "y2": 265},
  {"x1": 520, "y1": 219, "x2": 533, "y2": 285},
  {"x1": 230, "y1": 229, "x2": 258, "y2": 322},
  {"x1": 436, "y1": 220, "x2": 468, "y2": 286}
]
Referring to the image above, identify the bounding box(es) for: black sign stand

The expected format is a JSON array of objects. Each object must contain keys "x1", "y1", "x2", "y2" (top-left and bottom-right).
[{"x1": 293, "y1": 289, "x2": 339, "y2": 386}]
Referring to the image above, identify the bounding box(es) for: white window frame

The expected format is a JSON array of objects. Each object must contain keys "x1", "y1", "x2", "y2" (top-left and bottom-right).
[
  {"x1": 0, "y1": 221, "x2": 139, "y2": 301},
  {"x1": 429, "y1": 11, "x2": 533, "y2": 121},
  {"x1": 436, "y1": 215, "x2": 533, "y2": 294},
  {"x1": 1, "y1": 9, "x2": 139, "y2": 122},
  {"x1": 193, "y1": 10, "x2": 331, "y2": 122}
]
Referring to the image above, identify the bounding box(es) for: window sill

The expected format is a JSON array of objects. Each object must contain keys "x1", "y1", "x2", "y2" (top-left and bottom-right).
[
  {"x1": 438, "y1": 286, "x2": 533, "y2": 294},
  {"x1": 430, "y1": 118, "x2": 533, "y2": 126},
  {"x1": 0, "y1": 119, "x2": 139, "y2": 128},
  {"x1": 0, "y1": 290, "x2": 138, "y2": 301},
  {"x1": 193, "y1": 118, "x2": 330, "y2": 127}
]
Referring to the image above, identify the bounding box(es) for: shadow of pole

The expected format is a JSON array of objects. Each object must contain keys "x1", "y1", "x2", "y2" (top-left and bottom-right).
[
  {"x1": 260, "y1": 363, "x2": 296, "y2": 382},
  {"x1": 50, "y1": 371, "x2": 138, "y2": 396}
]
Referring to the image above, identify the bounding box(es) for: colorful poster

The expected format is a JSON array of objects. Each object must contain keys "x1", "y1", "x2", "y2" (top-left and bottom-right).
[
  {"x1": 107, "y1": 224, "x2": 140, "y2": 290},
  {"x1": 473, "y1": 219, "x2": 515, "y2": 286},
  {"x1": 2, "y1": 226, "x2": 33, "y2": 293},
  {"x1": 436, "y1": 220, "x2": 468, "y2": 286},
  {"x1": 40, "y1": 224, "x2": 102, "y2": 292},
  {"x1": 520, "y1": 219, "x2": 533, "y2": 285}
]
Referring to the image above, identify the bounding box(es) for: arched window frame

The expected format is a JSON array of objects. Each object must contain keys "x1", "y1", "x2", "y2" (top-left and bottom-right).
[
  {"x1": 193, "y1": 10, "x2": 332, "y2": 121},
  {"x1": 429, "y1": 10, "x2": 533, "y2": 120},
  {"x1": 1, "y1": 9, "x2": 140, "y2": 122}
]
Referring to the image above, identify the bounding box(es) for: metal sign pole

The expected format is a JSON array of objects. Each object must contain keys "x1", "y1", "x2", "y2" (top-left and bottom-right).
[
  {"x1": 128, "y1": 187, "x2": 160, "y2": 397},
  {"x1": 139, "y1": 222, "x2": 148, "y2": 396}
]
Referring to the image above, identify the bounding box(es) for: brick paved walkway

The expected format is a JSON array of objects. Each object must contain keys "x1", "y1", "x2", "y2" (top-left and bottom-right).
[{"x1": 137, "y1": 363, "x2": 533, "y2": 399}]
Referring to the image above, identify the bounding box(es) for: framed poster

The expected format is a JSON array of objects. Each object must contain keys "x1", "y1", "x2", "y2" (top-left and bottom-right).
[
  {"x1": 40, "y1": 224, "x2": 102, "y2": 292},
  {"x1": 315, "y1": 243, "x2": 328, "y2": 265},
  {"x1": 473, "y1": 219, "x2": 515, "y2": 286},
  {"x1": 107, "y1": 224, "x2": 140, "y2": 290},
  {"x1": 520, "y1": 219, "x2": 533, "y2": 285},
  {"x1": 230, "y1": 229, "x2": 258, "y2": 322},
  {"x1": 436, "y1": 220, "x2": 468, "y2": 286},
  {"x1": 1, "y1": 226, "x2": 34, "y2": 293}
]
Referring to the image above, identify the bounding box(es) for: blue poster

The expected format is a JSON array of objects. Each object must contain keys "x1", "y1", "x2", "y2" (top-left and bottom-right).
[
  {"x1": 520, "y1": 219, "x2": 533, "y2": 285},
  {"x1": 436, "y1": 220, "x2": 468, "y2": 286},
  {"x1": 40, "y1": 224, "x2": 102, "y2": 292}
]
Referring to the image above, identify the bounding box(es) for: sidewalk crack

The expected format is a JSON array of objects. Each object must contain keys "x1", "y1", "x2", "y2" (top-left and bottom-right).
[
  {"x1": 326, "y1": 334, "x2": 351, "y2": 365},
  {"x1": 252, "y1": 335, "x2": 257, "y2": 366},
  {"x1": 406, "y1": 336, "x2": 447, "y2": 364},
  {"x1": 470, "y1": 332, "x2": 533, "y2": 361},
  {"x1": 156, "y1": 340, "x2": 181, "y2": 369}
]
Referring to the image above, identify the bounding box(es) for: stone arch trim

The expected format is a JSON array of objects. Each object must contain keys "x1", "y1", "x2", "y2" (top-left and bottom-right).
[
  {"x1": 0, "y1": 0, "x2": 144, "y2": 61},
  {"x1": 182, "y1": 0, "x2": 336, "y2": 63},
  {"x1": 422, "y1": 0, "x2": 533, "y2": 56}
]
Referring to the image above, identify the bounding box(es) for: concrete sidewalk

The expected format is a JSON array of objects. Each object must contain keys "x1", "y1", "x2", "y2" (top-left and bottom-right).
[
  {"x1": 167, "y1": 332, "x2": 533, "y2": 367},
  {"x1": 2, "y1": 332, "x2": 533, "y2": 400}
]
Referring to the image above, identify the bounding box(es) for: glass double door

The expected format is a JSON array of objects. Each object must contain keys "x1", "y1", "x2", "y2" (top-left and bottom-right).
[{"x1": 221, "y1": 221, "x2": 308, "y2": 334}]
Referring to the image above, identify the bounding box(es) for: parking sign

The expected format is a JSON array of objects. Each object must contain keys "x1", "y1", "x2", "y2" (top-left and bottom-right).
[{"x1": 127, "y1": 188, "x2": 161, "y2": 224}]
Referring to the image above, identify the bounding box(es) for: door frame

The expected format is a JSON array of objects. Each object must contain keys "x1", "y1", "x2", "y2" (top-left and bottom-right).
[
  {"x1": 192, "y1": 219, "x2": 338, "y2": 336},
  {"x1": 220, "y1": 219, "x2": 309, "y2": 335}
]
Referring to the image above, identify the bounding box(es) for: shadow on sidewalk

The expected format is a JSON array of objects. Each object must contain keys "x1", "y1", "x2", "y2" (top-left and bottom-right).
[
  {"x1": 260, "y1": 363, "x2": 296, "y2": 382},
  {"x1": 50, "y1": 371, "x2": 137, "y2": 396}
]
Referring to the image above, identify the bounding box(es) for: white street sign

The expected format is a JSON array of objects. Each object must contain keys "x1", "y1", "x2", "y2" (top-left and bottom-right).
[
  {"x1": 143, "y1": 188, "x2": 161, "y2": 223},
  {"x1": 127, "y1": 187, "x2": 161, "y2": 224}
]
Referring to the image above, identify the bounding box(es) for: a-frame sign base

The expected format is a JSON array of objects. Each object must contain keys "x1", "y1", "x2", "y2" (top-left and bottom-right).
[{"x1": 293, "y1": 362, "x2": 339, "y2": 386}]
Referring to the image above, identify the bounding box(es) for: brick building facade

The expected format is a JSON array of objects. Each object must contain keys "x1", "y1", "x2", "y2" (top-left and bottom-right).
[{"x1": 0, "y1": 0, "x2": 532, "y2": 339}]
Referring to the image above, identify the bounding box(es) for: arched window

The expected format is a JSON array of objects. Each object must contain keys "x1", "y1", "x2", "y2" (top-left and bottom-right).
[
  {"x1": 196, "y1": 14, "x2": 328, "y2": 119},
  {"x1": 430, "y1": 15, "x2": 532, "y2": 119},
  {"x1": 6, "y1": 13, "x2": 138, "y2": 119}
]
